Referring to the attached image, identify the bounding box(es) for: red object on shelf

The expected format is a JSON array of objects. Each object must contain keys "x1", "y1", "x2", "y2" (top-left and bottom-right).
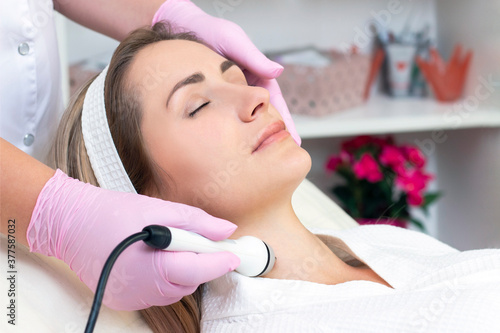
[
  {"x1": 363, "y1": 48, "x2": 385, "y2": 101},
  {"x1": 416, "y1": 44, "x2": 473, "y2": 102}
]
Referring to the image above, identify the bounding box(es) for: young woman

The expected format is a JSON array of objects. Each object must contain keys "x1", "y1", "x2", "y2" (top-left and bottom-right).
[{"x1": 53, "y1": 23, "x2": 500, "y2": 332}]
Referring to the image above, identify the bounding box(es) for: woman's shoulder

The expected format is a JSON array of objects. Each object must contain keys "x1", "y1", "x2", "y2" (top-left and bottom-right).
[
  {"x1": 310, "y1": 224, "x2": 460, "y2": 257},
  {"x1": 311, "y1": 224, "x2": 500, "y2": 290}
]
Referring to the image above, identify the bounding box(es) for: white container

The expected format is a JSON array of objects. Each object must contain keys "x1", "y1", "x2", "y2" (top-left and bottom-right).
[{"x1": 386, "y1": 44, "x2": 417, "y2": 97}]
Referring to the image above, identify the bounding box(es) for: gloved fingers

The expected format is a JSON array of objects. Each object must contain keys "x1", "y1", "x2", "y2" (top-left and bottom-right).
[
  {"x1": 244, "y1": 73, "x2": 301, "y2": 146},
  {"x1": 268, "y1": 82, "x2": 302, "y2": 146},
  {"x1": 153, "y1": 284, "x2": 198, "y2": 305},
  {"x1": 182, "y1": 213, "x2": 237, "y2": 241},
  {"x1": 161, "y1": 251, "x2": 240, "y2": 287},
  {"x1": 218, "y1": 22, "x2": 283, "y2": 80},
  {"x1": 142, "y1": 200, "x2": 237, "y2": 241},
  {"x1": 243, "y1": 70, "x2": 261, "y2": 87},
  {"x1": 154, "y1": 0, "x2": 282, "y2": 80}
]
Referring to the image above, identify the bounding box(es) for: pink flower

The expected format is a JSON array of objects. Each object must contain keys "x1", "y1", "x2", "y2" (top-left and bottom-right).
[
  {"x1": 325, "y1": 151, "x2": 353, "y2": 173},
  {"x1": 379, "y1": 145, "x2": 406, "y2": 171},
  {"x1": 396, "y1": 169, "x2": 433, "y2": 192},
  {"x1": 341, "y1": 135, "x2": 394, "y2": 154},
  {"x1": 341, "y1": 135, "x2": 373, "y2": 153},
  {"x1": 353, "y1": 153, "x2": 383, "y2": 182},
  {"x1": 407, "y1": 191, "x2": 424, "y2": 206},
  {"x1": 325, "y1": 155, "x2": 342, "y2": 173},
  {"x1": 401, "y1": 145, "x2": 426, "y2": 168},
  {"x1": 396, "y1": 169, "x2": 433, "y2": 206},
  {"x1": 393, "y1": 163, "x2": 407, "y2": 176},
  {"x1": 372, "y1": 136, "x2": 394, "y2": 148},
  {"x1": 340, "y1": 151, "x2": 352, "y2": 164}
]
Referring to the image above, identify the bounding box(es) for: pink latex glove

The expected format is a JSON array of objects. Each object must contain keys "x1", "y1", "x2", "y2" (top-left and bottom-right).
[
  {"x1": 27, "y1": 170, "x2": 240, "y2": 311},
  {"x1": 153, "y1": 0, "x2": 301, "y2": 146}
]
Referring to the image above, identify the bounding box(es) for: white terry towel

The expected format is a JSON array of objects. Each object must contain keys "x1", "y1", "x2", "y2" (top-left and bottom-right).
[{"x1": 201, "y1": 224, "x2": 500, "y2": 332}]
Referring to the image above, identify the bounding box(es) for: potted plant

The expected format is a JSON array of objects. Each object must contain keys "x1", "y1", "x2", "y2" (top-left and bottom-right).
[{"x1": 325, "y1": 135, "x2": 441, "y2": 231}]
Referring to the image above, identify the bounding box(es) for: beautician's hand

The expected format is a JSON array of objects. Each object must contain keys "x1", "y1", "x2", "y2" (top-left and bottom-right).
[
  {"x1": 153, "y1": 0, "x2": 301, "y2": 145},
  {"x1": 27, "y1": 170, "x2": 240, "y2": 311}
]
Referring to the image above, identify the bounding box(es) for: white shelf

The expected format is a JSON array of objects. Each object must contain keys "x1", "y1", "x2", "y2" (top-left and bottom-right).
[{"x1": 292, "y1": 95, "x2": 500, "y2": 139}]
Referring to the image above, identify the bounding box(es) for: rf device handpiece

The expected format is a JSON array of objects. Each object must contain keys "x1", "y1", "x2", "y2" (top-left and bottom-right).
[{"x1": 144, "y1": 225, "x2": 275, "y2": 277}]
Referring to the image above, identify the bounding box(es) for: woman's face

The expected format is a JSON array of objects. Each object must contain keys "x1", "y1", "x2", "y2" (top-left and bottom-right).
[{"x1": 127, "y1": 40, "x2": 311, "y2": 220}]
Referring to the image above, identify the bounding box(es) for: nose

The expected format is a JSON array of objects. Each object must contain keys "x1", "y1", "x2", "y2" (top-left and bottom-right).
[{"x1": 236, "y1": 85, "x2": 271, "y2": 122}]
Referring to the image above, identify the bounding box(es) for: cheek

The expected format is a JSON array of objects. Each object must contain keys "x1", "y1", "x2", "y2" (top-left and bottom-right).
[
  {"x1": 154, "y1": 134, "x2": 218, "y2": 192},
  {"x1": 144, "y1": 120, "x2": 244, "y2": 205},
  {"x1": 171, "y1": 140, "x2": 253, "y2": 218}
]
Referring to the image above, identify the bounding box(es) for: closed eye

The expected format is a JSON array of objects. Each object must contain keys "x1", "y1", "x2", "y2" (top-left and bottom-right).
[{"x1": 188, "y1": 101, "x2": 210, "y2": 117}]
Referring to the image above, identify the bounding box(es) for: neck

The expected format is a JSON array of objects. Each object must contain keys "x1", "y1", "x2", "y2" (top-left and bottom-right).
[{"x1": 230, "y1": 200, "x2": 355, "y2": 285}]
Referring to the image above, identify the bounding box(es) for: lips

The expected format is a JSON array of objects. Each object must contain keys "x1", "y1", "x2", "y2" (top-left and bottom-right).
[{"x1": 252, "y1": 120, "x2": 288, "y2": 153}]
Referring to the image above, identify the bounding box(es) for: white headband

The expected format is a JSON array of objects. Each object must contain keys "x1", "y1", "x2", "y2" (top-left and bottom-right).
[{"x1": 81, "y1": 65, "x2": 137, "y2": 193}]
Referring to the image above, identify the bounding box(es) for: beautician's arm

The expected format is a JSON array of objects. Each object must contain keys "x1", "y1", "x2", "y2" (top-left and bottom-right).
[
  {"x1": 0, "y1": 138, "x2": 54, "y2": 247},
  {"x1": 53, "y1": 0, "x2": 164, "y2": 41}
]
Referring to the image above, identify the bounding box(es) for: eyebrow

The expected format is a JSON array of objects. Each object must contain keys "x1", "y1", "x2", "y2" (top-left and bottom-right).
[
  {"x1": 166, "y1": 60, "x2": 236, "y2": 107},
  {"x1": 220, "y1": 59, "x2": 235, "y2": 73}
]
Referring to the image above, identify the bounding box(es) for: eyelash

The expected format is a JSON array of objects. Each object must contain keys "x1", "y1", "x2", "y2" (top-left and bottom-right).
[{"x1": 188, "y1": 101, "x2": 210, "y2": 117}]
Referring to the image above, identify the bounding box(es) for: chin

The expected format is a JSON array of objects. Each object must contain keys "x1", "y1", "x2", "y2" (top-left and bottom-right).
[
  {"x1": 200, "y1": 148, "x2": 311, "y2": 221},
  {"x1": 270, "y1": 144, "x2": 312, "y2": 196},
  {"x1": 288, "y1": 146, "x2": 312, "y2": 186}
]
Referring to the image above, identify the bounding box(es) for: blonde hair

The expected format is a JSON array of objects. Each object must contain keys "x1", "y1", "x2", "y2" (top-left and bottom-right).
[{"x1": 53, "y1": 23, "x2": 204, "y2": 333}]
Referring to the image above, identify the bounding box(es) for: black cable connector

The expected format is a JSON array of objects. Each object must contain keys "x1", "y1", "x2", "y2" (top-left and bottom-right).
[
  {"x1": 142, "y1": 225, "x2": 172, "y2": 249},
  {"x1": 84, "y1": 225, "x2": 171, "y2": 333}
]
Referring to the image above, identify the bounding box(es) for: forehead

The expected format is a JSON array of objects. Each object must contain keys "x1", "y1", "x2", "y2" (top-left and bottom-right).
[{"x1": 127, "y1": 39, "x2": 226, "y2": 90}]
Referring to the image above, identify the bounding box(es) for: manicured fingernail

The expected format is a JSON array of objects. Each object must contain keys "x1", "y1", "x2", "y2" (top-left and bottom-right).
[
  {"x1": 230, "y1": 255, "x2": 241, "y2": 270},
  {"x1": 225, "y1": 222, "x2": 238, "y2": 234},
  {"x1": 219, "y1": 218, "x2": 237, "y2": 236},
  {"x1": 272, "y1": 63, "x2": 284, "y2": 76}
]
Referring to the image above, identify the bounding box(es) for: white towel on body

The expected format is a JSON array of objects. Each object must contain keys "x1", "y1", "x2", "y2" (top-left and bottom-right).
[{"x1": 201, "y1": 224, "x2": 500, "y2": 332}]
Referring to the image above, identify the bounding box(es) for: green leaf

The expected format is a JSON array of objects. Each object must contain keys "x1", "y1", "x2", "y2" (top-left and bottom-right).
[
  {"x1": 421, "y1": 192, "x2": 443, "y2": 216},
  {"x1": 336, "y1": 167, "x2": 354, "y2": 181},
  {"x1": 378, "y1": 177, "x2": 394, "y2": 201},
  {"x1": 423, "y1": 192, "x2": 442, "y2": 207},
  {"x1": 390, "y1": 193, "x2": 409, "y2": 219},
  {"x1": 333, "y1": 186, "x2": 359, "y2": 217},
  {"x1": 333, "y1": 186, "x2": 351, "y2": 203},
  {"x1": 409, "y1": 217, "x2": 427, "y2": 233},
  {"x1": 359, "y1": 182, "x2": 390, "y2": 218}
]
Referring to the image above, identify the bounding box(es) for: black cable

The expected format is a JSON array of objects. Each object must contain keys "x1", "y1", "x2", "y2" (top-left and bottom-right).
[
  {"x1": 84, "y1": 231, "x2": 149, "y2": 333},
  {"x1": 84, "y1": 225, "x2": 172, "y2": 333}
]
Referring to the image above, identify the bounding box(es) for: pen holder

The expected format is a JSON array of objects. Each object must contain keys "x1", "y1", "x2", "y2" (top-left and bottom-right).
[{"x1": 416, "y1": 44, "x2": 473, "y2": 102}]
